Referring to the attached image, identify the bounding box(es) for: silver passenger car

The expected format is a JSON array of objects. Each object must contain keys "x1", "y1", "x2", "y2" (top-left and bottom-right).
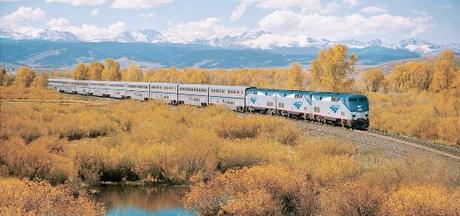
[
  {"x1": 48, "y1": 78, "x2": 76, "y2": 93},
  {"x1": 125, "y1": 82, "x2": 150, "y2": 100},
  {"x1": 106, "y1": 82, "x2": 127, "y2": 98},
  {"x1": 75, "y1": 80, "x2": 90, "y2": 95},
  {"x1": 150, "y1": 83, "x2": 179, "y2": 104},
  {"x1": 88, "y1": 80, "x2": 107, "y2": 96},
  {"x1": 47, "y1": 78, "x2": 61, "y2": 90},
  {"x1": 178, "y1": 84, "x2": 210, "y2": 106},
  {"x1": 209, "y1": 85, "x2": 251, "y2": 111}
]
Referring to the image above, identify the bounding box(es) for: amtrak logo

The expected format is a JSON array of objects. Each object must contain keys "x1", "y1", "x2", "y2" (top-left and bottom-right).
[
  {"x1": 250, "y1": 97, "x2": 257, "y2": 104},
  {"x1": 329, "y1": 105, "x2": 340, "y2": 113},
  {"x1": 293, "y1": 101, "x2": 302, "y2": 109}
]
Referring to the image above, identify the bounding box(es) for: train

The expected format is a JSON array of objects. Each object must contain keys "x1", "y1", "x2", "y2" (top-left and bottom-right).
[{"x1": 48, "y1": 78, "x2": 370, "y2": 129}]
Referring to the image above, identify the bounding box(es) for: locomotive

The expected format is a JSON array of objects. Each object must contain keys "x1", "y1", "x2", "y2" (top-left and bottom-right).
[{"x1": 48, "y1": 78, "x2": 369, "y2": 129}]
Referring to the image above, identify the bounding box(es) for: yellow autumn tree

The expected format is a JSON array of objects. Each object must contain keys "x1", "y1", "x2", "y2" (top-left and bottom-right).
[
  {"x1": 101, "y1": 58, "x2": 121, "y2": 81},
  {"x1": 310, "y1": 44, "x2": 357, "y2": 91},
  {"x1": 143, "y1": 69, "x2": 156, "y2": 82},
  {"x1": 387, "y1": 62, "x2": 432, "y2": 92},
  {"x1": 431, "y1": 49, "x2": 457, "y2": 92},
  {"x1": 0, "y1": 68, "x2": 5, "y2": 86},
  {"x1": 72, "y1": 63, "x2": 89, "y2": 80},
  {"x1": 361, "y1": 68, "x2": 385, "y2": 92},
  {"x1": 184, "y1": 68, "x2": 210, "y2": 84},
  {"x1": 285, "y1": 63, "x2": 304, "y2": 89},
  {"x1": 88, "y1": 61, "x2": 104, "y2": 80},
  {"x1": 14, "y1": 66, "x2": 36, "y2": 88},
  {"x1": 31, "y1": 74, "x2": 48, "y2": 89},
  {"x1": 122, "y1": 64, "x2": 143, "y2": 81}
]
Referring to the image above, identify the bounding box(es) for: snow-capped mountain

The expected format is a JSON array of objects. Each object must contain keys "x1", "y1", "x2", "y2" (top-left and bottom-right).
[
  {"x1": 366, "y1": 39, "x2": 383, "y2": 47},
  {"x1": 336, "y1": 39, "x2": 367, "y2": 48},
  {"x1": 192, "y1": 30, "x2": 273, "y2": 48},
  {"x1": 397, "y1": 38, "x2": 441, "y2": 55},
  {"x1": 0, "y1": 28, "x2": 27, "y2": 39},
  {"x1": 1, "y1": 28, "x2": 458, "y2": 56},
  {"x1": 37, "y1": 29, "x2": 79, "y2": 42},
  {"x1": 115, "y1": 29, "x2": 166, "y2": 43}
]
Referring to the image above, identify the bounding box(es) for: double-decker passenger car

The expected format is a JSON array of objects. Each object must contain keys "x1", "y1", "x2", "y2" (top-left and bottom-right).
[
  {"x1": 75, "y1": 80, "x2": 90, "y2": 95},
  {"x1": 88, "y1": 80, "x2": 107, "y2": 96},
  {"x1": 150, "y1": 83, "x2": 179, "y2": 104},
  {"x1": 48, "y1": 78, "x2": 76, "y2": 93},
  {"x1": 125, "y1": 82, "x2": 150, "y2": 100},
  {"x1": 106, "y1": 82, "x2": 126, "y2": 99},
  {"x1": 209, "y1": 85, "x2": 251, "y2": 111},
  {"x1": 178, "y1": 84, "x2": 210, "y2": 106}
]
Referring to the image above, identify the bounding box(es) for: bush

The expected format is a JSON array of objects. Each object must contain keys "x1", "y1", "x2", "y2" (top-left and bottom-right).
[
  {"x1": 381, "y1": 184, "x2": 460, "y2": 216},
  {"x1": 185, "y1": 165, "x2": 300, "y2": 215},
  {"x1": 319, "y1": 181, "x2": 384, "y2": 216},
  {"x1": 0, "y1": 178, "x2": 103, "y2": 216}
]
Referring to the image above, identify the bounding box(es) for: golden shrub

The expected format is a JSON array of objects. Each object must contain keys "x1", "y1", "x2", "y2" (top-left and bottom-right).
[
  {"x1": 0, "y1": 178, "x2": 103, "y2": 216},
  {"x1": 319, "y1": 181, "x2": 384, "y2": 216},
  {"x1": 381, "y1": 184, "x2": 460, "y2": 216}
]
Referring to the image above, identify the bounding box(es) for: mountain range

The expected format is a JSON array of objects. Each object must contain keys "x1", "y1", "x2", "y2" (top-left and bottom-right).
[{"x1": 0, "y1": 28, "x2": 458, "y2": 69}]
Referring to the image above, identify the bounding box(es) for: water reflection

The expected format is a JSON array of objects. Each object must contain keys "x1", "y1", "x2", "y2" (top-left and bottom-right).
[{"x1": 95, "y1": 185, "x2": 193, "y2": 216}]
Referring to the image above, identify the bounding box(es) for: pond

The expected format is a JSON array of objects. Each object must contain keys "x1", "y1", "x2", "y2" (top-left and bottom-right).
[{"x1": 94, "y1": 185, "x2": 193, "y2": 216}]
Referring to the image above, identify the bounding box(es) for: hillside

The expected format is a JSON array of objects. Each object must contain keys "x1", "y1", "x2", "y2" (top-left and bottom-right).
[{"x1": 0, "y1": 38, "x2": 420, "y2": 69}]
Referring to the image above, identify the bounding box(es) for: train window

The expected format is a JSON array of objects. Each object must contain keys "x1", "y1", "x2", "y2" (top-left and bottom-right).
[
  {"x1": 349, "y1": 98, "x2": 357, "y2": 103},
  {"x1": 267, "y1": 102, "x2": 273, "y2": 107},
  {"x1": 278, "y1": 103, "x2": 284, "y2": 108},
  {"x1": 358, "y1": 98, "x2": 368, "y2": 103},
  {"x1": 322, "y1": 97, "x2": 332, "y2": 102}
]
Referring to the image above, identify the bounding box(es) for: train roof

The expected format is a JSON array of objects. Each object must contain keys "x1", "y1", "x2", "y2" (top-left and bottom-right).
[{"x1": 248, "y1": 88, "x2": 367, "y2": 98}]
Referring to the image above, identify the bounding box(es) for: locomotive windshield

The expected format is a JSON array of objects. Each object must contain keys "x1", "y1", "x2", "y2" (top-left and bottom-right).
[{"x1": 347, "y1": 96, "x2": 369, "y2": 112}]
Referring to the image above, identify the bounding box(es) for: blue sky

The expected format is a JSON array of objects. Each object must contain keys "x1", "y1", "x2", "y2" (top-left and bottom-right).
[{"x1": 0, "y1": 0, "x2": 458, "y2": 44}]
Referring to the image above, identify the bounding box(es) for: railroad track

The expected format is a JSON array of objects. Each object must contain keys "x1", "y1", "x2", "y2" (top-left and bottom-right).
[{"x1": 297, "y1": 119, "x2": 460, "y2": 161}]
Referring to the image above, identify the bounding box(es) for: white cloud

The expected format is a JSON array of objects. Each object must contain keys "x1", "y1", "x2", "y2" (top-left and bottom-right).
[
  {"x1": 230, "y1": 0, "x2": 325, "y2": 21},
  {"x1": 0, "y1": 6, "x2": 45, "y2": 26},
  {"x1": 91, "y1": 8, "x2": 100, "y2": 16},
  {"x1": 111, "y1": 0, "x2": 172, "y2": 9},
  {"x1": 230, "y1": 0, "x2": 251, "y2": 21},
  {"x1": 47, "y1": 17, "x2": 126, "y2": 41},
  {"x1": 343, "y1": 0, "x2": 358, "y2": 6},
  {"x1": 46, "y1": 0, "x2": 106, "y2": 6},
  {"x1": 437, "y1": 4, "x2": 453, "y2": 9},
  {"x1": 258, "y1": 10, "x2": 432, "y2": 39},
  {"x1": 167, "y1": 17, "x2": 245, "y2": 42},
  {"x1": 411, "y1": 9, "x2": 427, "y2": 16},
  {"x1": 0, "y1": 6, "x2": 46, "y2": 37},
  {"x1": 360, "y1": 6, "x2": 388, "y2": 14},
  {"x1": 139, "y1": 13, "x2": 155, "y2": 18},
  {"x1": 46, "y1": 17, "x2": 70, "y2": 28}
]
